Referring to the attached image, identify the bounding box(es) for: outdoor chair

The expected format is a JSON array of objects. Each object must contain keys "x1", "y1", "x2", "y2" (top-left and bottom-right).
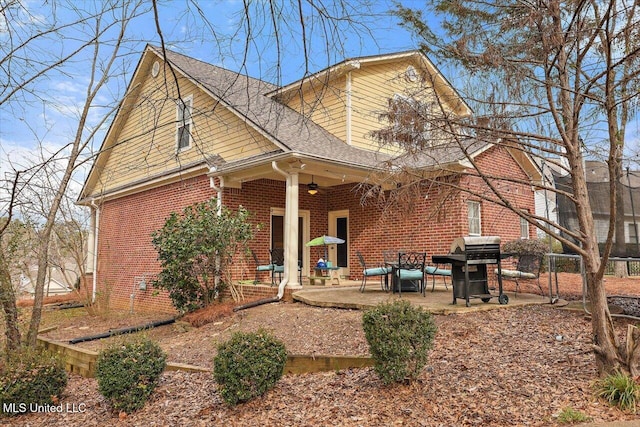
[
  {"x1": 425, "y1": 264, "x2": 451, "y2": 292},
  {"x1": 395, "y1": 251, "x2": 426, "y2": 297},
  {"x1": 382, "y1": 249, "x2": 407, "y2": 291},
  {"x1": 251, "y1": 249, "x2": 274, "y2": 285},
  {"x1": 356, "y1": 251, "x2": 389, "y2": 292},
  {"x1": 270, "y1": 248, "x2": 302, "y2": 286},
  {"x1": 383, "y1": 249, "x2": 407, "y2": 266},
  {"x1": 496, "y1": 253, "x2": 543, "y2": 296}
]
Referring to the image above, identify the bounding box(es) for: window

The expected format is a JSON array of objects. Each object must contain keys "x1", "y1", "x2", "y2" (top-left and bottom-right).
[
  {"x1": 176, "y1": 95, "x2": 193, "y2": 150},
  {"x1": 630, "y1": 223, "x2": 639, "y2": 245},
  {"x1": 468, "y1": 201, "x2": 481, "y2": 236},
  {"x1": 520, "y1": 216, "x2": 529, "y2": 239}
]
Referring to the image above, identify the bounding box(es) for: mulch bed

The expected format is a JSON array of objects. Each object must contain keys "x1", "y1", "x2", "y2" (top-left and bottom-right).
[{"x1": 5, "y1": 273, "x2": 640, "y2": 426}]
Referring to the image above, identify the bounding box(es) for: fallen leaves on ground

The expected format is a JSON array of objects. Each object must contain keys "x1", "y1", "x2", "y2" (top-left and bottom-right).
[{"x1": 11, "y1": 273, "x2": 640, "y2": 426}]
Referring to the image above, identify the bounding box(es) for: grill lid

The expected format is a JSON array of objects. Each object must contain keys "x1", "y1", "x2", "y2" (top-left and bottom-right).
[{"x1": 450, "y1": 236, "x2": 501, "y2": 254}]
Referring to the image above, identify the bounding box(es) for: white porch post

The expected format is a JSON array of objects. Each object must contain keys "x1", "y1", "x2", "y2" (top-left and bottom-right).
[
  {"x1": 285, "y1": 171, "x2": 301, "y2": 287},
  {"x1": 271, "y1": 161, "x2": 302, "y2": 290}
]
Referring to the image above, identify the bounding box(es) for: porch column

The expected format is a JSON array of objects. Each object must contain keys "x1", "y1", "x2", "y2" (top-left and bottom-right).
[
  {"x1": 272, "y1": 160, "x2": 302, "y2": 290},
  {"x1": 284, "y1": 171, "x2": 301, "y2": 288}
]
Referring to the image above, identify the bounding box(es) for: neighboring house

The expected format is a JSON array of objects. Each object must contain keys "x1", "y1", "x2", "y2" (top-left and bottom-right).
[
  {"x1": 17, "y1": 265, "x2": 75, "y2": 298},
  {"x1": 77, "y1": 45, "x2": 540, "y2": 312},
  {"x1": 553, "y1": 160, "x2": 640, "y2": 255},
  {"x1": 534, "y1": 158, "x2": 561, "y2": 238}
]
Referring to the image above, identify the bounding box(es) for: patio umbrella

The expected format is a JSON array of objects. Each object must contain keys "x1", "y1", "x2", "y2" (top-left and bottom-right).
[{"x1": 306, "y1": 235, "x2": 345, "y2": 262}]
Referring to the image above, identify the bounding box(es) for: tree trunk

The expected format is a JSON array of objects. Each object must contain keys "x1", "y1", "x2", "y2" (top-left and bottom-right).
[
  {"x1": 625, "y1": 324, "x2": 640, "y2": 378},
  {"x1": 585, "y1": 268, "x2": 623, "y2": 375},
  {"x1": 25, "y1": 239, "x2": 51, "y2": 346},
  {"x1": 0, "y1": 248, "x2": 22, "y2": 352}
]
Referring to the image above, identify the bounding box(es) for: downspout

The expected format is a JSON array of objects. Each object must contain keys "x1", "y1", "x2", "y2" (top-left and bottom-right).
[
  {"x1": 271, "y1": 161, "x2": 291, "y2": 300},
  {"x1": 209, "y1": 168, "x2": 223, "y2": 293},
  {"x1": 209, "y1": 167, "x2": 223, "y2": 213},
  {"x1": 89, "y1": 198, "x2": 100, "y2": 304}
]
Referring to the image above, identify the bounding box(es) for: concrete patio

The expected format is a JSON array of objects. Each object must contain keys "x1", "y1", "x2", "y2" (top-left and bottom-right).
[{"x1": 292, "y1": 279, "x2": 553, "y2": 314}]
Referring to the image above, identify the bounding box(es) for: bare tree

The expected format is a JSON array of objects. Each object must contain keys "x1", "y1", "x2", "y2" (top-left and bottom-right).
[
  {"x1": 385, "y1": 1, "x2": 639, "y2": 375},
  {"x1": 1, "y1": 0, "x2": 152, "y2": 348},
  {"x1": 1, "y1": 0, "x2": 381, "y2": 351},
  {"x1": 0, "y1": 217, "x2": 30, "y2": 352}
]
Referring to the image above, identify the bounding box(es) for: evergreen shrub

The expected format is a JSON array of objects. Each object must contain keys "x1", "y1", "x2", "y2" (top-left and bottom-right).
[
  {"x1": 362, "y1": 299, "x2": 437, "y2": 384},
  {"x1": 213, "y1": 329, "x2": 287, "y2": 406},
  {"x1": 0, "y1": 348, "x2": 67, "y2": 417},
  {"x1": 95, "y1": 336, "x2": 166, "y2": 413}
]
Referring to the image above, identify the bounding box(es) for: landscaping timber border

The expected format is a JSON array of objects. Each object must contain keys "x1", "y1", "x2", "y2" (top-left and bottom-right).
[{"x1": 36, "y1": 336, "x2": 374, "y2": 378}]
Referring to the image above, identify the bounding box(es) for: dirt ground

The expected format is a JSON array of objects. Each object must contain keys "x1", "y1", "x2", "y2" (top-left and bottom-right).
[{"x1": 5, "y1": 273, "x2": 640, "y2": 426}]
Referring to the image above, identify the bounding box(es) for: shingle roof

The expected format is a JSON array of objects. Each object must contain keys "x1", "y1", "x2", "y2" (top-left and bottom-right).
[
  {"x1": 151, "y1": 46, "x2": 498, "y2": 175},
  {"x1": 154, "y1": 46, "x2": 394, "y2": 171}
]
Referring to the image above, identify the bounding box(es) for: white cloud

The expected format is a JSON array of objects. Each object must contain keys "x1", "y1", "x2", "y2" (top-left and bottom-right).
[
  {"x1": 52, "y1": 80, "x2": 84, "y2": 94},
  {"x1": 0, "y1": 136, "x2": 90, "y2": 219}
]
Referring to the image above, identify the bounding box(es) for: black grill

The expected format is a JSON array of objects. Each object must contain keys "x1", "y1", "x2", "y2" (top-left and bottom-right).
[{"x1": 432, "y1": 236, "x2": 509, "y2": 307}]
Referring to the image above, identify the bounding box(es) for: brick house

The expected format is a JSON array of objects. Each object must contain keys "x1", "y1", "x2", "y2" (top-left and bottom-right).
[{"x1": 77, "y1": 45, "x2": 540, "y2": 312}]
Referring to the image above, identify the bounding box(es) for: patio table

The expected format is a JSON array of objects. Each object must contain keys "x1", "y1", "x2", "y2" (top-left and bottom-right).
[
  {"x1": 383, "y1": 251, "x2": 423, "y2": 294},
  {"x1": 310, "y1": 266, "x2": 341, "y2": 286}
]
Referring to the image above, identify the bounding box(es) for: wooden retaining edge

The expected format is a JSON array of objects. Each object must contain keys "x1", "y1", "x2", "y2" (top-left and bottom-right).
[
  {"x1": 284, "y1": 355, "x2": 374, "y2": 374},
  {"x1": 37, "y1": 336, "x2": 98, "y2": 378},
  {"x1": 36, "y1": 337, "x2": 374, "y2": 378}
]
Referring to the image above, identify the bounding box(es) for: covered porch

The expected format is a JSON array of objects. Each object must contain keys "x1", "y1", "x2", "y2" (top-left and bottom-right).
[{"x1": 211, "y1": 155, "x2": 391, "y2": 291}]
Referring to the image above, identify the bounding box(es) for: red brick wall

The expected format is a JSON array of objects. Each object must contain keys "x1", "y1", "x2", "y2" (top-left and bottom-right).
[
  {"x1": 335, "y1": 144, "x2": 536, "y2": 277},
  {"x1": 95, "y1": 145, "x2": 535, "y2": 312},
  {"x1": 97, "y1": 175, "x2": 215, "y2": 313}
]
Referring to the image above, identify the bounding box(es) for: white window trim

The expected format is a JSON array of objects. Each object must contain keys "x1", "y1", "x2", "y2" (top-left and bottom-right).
[
  {"x1": 628, "y1": 222, "x2": 639, "y2": 244},
  {"x1": 468, "y1": 201, "x2": 481, "y2": 236},
  {"x1": 176, "y1": 94, "x2": 193, "y2": 152},
  {"x1": 520, "y1": 216, "x2": 529, "y2": 239}
]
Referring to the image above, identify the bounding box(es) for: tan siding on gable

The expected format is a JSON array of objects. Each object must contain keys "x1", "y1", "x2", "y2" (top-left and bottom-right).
[
  {"x1": 282, "y1": 76, "x2": 347, "y2": 142},
  {"x1": 349, "y1": 60, "x2": 437, "y2": 153},
  {"x1": 280, "y1": 58, "x2": 451, "y2": 156},
  {"x1": 88, "y1": 61, "x2": 277, "y2": 196}
]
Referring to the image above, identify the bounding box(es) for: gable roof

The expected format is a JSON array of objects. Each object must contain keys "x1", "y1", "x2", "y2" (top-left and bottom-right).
[
  {"x1": 267, "y1": 50, "x2": 473, "y2": 118},
  {"x1": 79, "y1": 46, "x2": 538, "y2": 202},
  {"x1": 153, "y1": 47, "x2": 392, "y2": 170}
]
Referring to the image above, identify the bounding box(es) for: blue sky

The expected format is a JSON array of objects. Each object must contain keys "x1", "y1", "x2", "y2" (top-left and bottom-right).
[
  {"x1": 0, "y1": 0, "x2": 420, "y2": 198},
  {"x1": 0, "y1": 1, "x2": 417, "y2": 147},
  {"x1": 0, "y1": 0, "x2": 637, "y2": 206}
]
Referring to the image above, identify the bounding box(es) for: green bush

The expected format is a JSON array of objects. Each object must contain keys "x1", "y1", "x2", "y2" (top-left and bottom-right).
[
  {"x1": 151, "y1": 199, "x2": 259, "y2": 313},
  {"x1": 594, "y1": 371, "x2": 640, "y2": 413},
  {"x1": 95, "y1": 337, "x2": 166, "y2": 413},
  {"x1": 0, "y1": 348, "x2": 67, "y2": 417},
  {"x1": 213, "y1": 329, "x2": 287, "y2": 406},
  {"x1": 362, "y1": 300, "x2": 437, "y2": 385},
  {"x1": 502, "y1": 238, "x2": 548, "y2": 258}
]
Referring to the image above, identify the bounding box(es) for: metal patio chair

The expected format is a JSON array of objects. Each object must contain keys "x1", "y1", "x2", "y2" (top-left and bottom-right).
[
  {"x1": 497, "y1": 253, "x2": 543, "y2": 296},
  {"x1": 251, "y1": 249, "x2": 274, "y2": 285},
  {"x1": 425, "y1": 264, "x2": 451, "y2": 292},
  {"x1": 356, "y1": 251, "x2": 389, "y2": 292},
  {"x1": 270, "y1": 248, "x2": 302, "y2": 286},
  {"x1": 394, "y1": 251, "x2": 426, "y2": 297}
]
